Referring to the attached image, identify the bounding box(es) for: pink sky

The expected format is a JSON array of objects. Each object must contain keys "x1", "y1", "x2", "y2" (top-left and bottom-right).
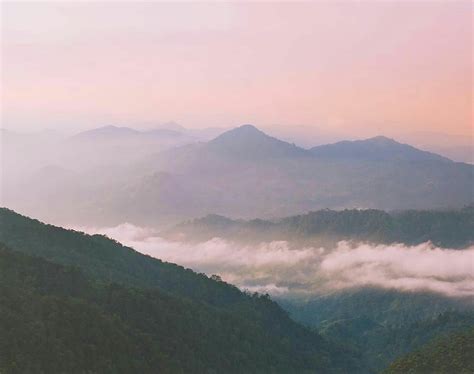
[{"x1": 1, "y1": 1, "x2": 472, "y2": 138}]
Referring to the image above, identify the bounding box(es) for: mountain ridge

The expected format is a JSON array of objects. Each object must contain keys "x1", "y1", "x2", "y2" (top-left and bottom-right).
[
  {"x1": 4, "y1": 124, "x2": 472, "y2": 227},
  {"x1": 310, "y1": 135, "x2": 452, "y2": 162},
  {"x1": 68, "y1": 123, "x2": 456, "y2": 163},
  {"x1": 162, "y1": 207, "x2": 474, "y2": 249}
]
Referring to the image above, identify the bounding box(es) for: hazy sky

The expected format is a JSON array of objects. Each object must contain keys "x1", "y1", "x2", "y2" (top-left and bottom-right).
[{"x1": 1, "y1": 1, "x2": 472, "y2": 138}]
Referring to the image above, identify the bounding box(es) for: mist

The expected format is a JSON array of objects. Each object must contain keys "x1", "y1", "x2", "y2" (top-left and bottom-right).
[
  {"x1": 79, "y1": 223, "x2": 474, "y2": 298},
  {"x1": 3, "y1": 122, "x2": 473, "y2": 229}
]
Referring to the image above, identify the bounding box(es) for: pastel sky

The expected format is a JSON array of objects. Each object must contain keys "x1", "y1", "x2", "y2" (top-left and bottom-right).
[{"x1": 1, "y1": 1, "x2": 472, "y2": 138}]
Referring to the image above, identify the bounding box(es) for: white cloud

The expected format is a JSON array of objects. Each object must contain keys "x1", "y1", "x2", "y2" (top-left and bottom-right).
[{"x1": 77, "y1": 223, "x2": 474, "y2": 298}]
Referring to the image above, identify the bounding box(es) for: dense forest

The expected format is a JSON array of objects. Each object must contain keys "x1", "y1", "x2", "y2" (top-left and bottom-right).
[
  {"x1": 164, "y1": 206, "x2": 474, "y2": 248},
  {"x1": 1, "y1": 207, "x2": 472, "y2": 373},
  {"x1": 384, "y1": 328, "x2": 474, "y2": 374},
  {"x1": 0, "y1": 208, "x2": 362, "y2": 373},
  {"x1": 279, "y1": 290, "x2": 474, "y2": 372}
]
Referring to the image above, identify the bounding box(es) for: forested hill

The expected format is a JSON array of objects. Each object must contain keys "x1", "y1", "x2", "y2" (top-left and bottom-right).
[
  {"x1": 384, "y1": 327, "x2": 474, "y2": 374},
  {"x1": 164, "y1": 207, "x2": 474, "y2": 248},
  {"x1": 0, "y1": 208, "x2": 363, "y2": 373},
  {"x1": 279, "y1": 289, "x2": 474, "y2": 372},
  {"x1": 0, "y1": 207, "x2": 243, "y2": 305}
]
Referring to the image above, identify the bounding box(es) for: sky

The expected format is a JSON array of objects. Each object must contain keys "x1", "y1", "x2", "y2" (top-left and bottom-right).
[{"x1": 1, "y1": 1, "x2": 472, "y2": 139}]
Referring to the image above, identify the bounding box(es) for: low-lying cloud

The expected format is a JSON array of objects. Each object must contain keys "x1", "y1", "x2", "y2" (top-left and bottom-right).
[{"x1": 79, "y1": 223, "x2": 474, "y2": 298}]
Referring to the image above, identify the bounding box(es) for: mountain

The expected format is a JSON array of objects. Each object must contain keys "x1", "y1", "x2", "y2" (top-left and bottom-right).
[
  {"x1": 163, "y1": 207, "x2": 474, "y2": 249},
  {"x1": 206, "y1": 124, "x2": 310, "y2": 160},
  {"x1": 3, "y1": 125, "x2": 473, "y2": 227},
  {"x1": 152, "y1": 124, "x2": 310, "y2": 170},
  {"x1": 0, "y1": 245, "x2": 155, "y2": 373},
  {"x1": 279, "y1": 289, "x2": 474, "y2": 372},
  {"x1": 69, "y1": 125, "x2": 196, "y2": 144},
  {"x1": 156, "y1": 121, "x2": 228, "y2": 140},
  {"x1": 0, "y1": 207, "x2": 363, "y2": 373},
  {"x1": 69, "y1": 125, "x2": 141, "y2": 141},
  {"x1": 384, "y1": 327, "x2": 474, "y2": 374},
  {"x1": 310, "y1": 136, "x2": 452, "y2": 162},
  {"x1": 119, "y1": 126, "x2": 468, "y2": 225},
  {"x1": 0, "y1": 207, "x2": 249, "y2": 300},
  {"x1": 0, "y1": 243, "x2": 360, "y2": 373},
  {"x1": 162, "y1": 206, "x2": 474, "y2": 372}
]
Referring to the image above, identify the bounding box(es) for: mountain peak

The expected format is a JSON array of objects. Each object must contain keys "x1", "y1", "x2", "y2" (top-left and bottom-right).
[
  {"x1": 214, "y1": 124, "x2": 265, "y2": 139},
  {"x1": 367, "y1": 135, "x2": 397, "y2": 144},
  {"x1": 235, "y1": 124, "x2": 263, "y2": 133},
  {"x1": 209, "y1": 124, "x2": 270, "y2": 144},
  {"x1": 207, "y1": 125, "x2": 309, "y2": 159}
]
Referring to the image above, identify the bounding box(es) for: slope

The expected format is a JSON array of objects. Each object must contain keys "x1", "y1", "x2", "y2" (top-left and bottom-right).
[
  {"x1": 0, "y1": 208, "x2": 363, "y2": 373},
  {"x1": 310, "y1": 136, "x2": 451, "y2": 162},
  {"x1": 279, "y1": 289, "x2": 474, "y2": 372},
  {"x1": 384, "y1": 327, "x2": 474, "y2": 374}
]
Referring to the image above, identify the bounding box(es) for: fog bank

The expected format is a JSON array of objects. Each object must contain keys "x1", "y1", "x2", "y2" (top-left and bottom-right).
[{"x1": 78, "y1": 223, "x2": 474, "y2": 298}]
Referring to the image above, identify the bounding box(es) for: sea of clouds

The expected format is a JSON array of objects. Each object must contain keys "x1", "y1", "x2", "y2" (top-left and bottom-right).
[{"x1": 78, "y1": 223, "x2": 474, "y2": 298}]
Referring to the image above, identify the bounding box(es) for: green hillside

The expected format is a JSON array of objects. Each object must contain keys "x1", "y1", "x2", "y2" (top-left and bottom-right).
[
  {"x1": 280, "y1": 290, "x2": 474, "y2": 372},
  {"x1": 384, "y1": 327, "x2": 474, "y2": 374},
  {"x1": 0, "y1": 208, "x2": 361, "y2": 373}
]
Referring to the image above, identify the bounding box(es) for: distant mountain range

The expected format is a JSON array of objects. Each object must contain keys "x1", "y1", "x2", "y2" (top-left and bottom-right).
[
  {"x1": 112, "y1": 125, "x2": 472, "y2": 226},
  {"x1": 310, "y1": 135, "x2": 451, "y2": 162},
  {"x1": 157, "y1": 124, "x2": 452, "y2": 163},
  {"x1": 70, "y1": 125, "x2": 142, "y2": 139},
  {"x1": 67, "y1": 123, "x2": 227, "y2": 142},
  {"x1": 2, "y1": 124, "x2": 473, "y2": 227},
  {"x1": 69, "y1": 125, "x2": 196, "y2": 142}
]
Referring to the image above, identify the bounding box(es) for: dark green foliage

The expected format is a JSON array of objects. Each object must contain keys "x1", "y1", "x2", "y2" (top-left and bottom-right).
[
  {"x1": 279, "y1": 290, "x2": 474, "y2": 372},
  {"x1": 280, "y1": 289, "x2": 472, "y2": 328},
  {"x1": 166, "y1": 206, "x2": 474, "y2": 248},
  {"x1": 283, "y1": 206, "x2": 474, "y2": 248},
  {"x1": 0, "y1": 246, "x2": 161, "y2": 373},
  {"x1": 321, "y1": 311, "x2": 474, "y2": 372},
  {"x1": 2, "y1": 207, "x2": 473, "y2": 373},
  {"x1": 0, "y1": 245, "x2": 359, "y2": 373},
  {"x1": 384, "y1": 328, "x2": 474, "y2": 374},
  {"x1": 0, "y1": 208, "x2": 363, "y2": 373},
  {"x1": 0, "y1": 207, "x2": 248, "y2": 305},
  {"x1": 391, "y1": 208, "x2": 474, "y2": 248}
]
